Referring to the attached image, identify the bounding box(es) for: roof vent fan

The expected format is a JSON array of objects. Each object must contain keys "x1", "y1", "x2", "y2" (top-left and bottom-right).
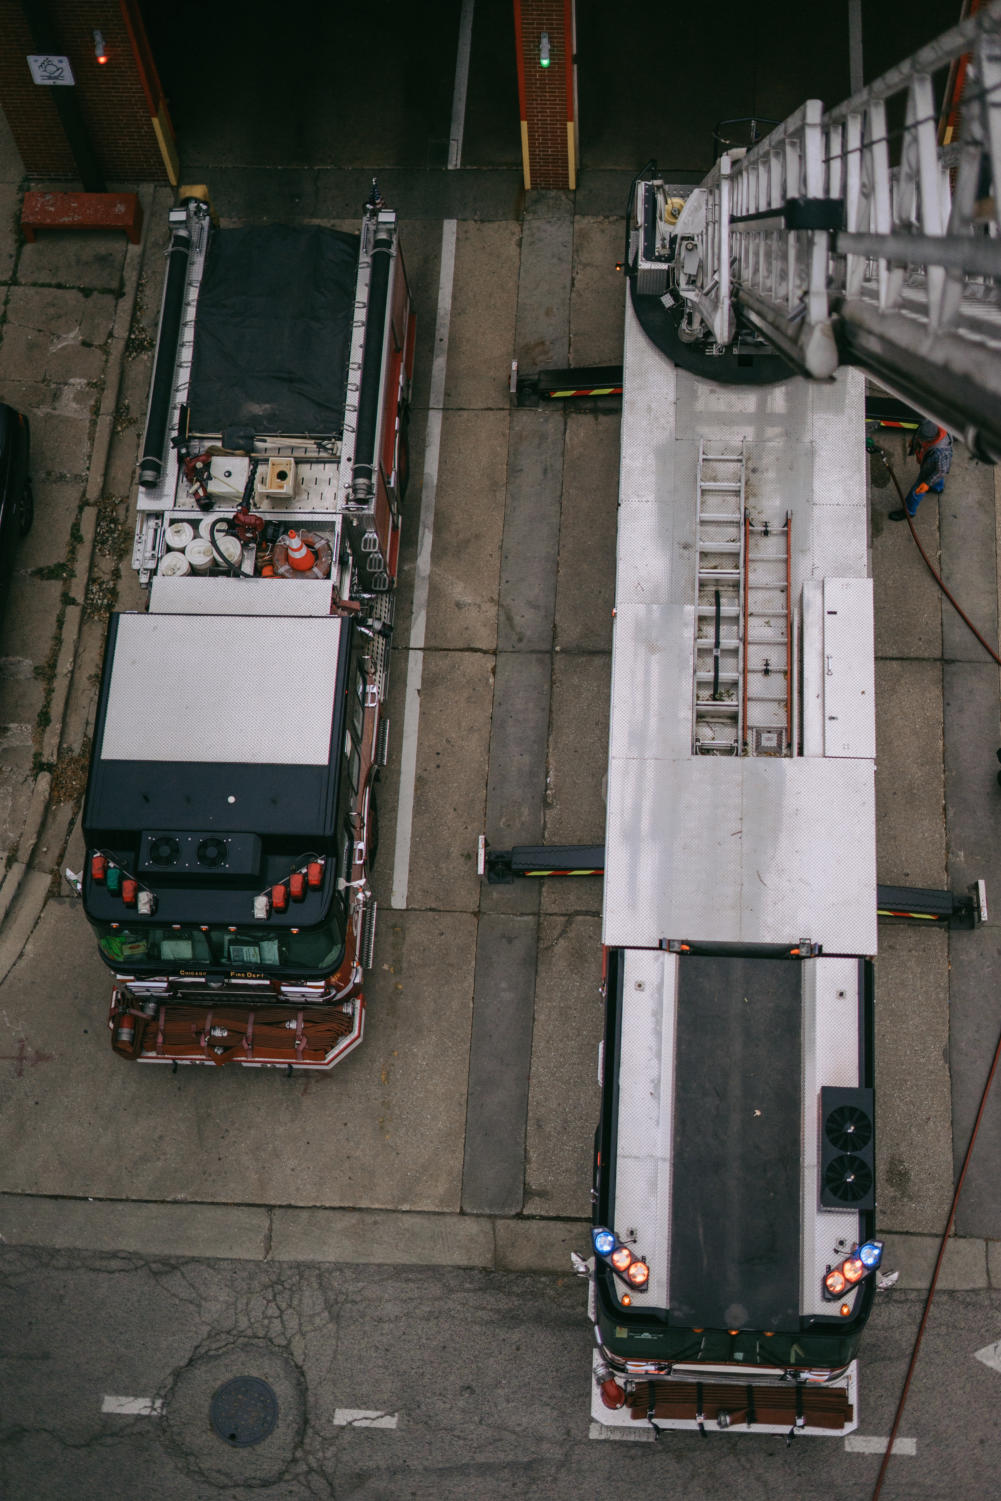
[
  {"x1": 819, "y1": 1086, "x2": 875, "y2": 1211},
  {"x1": 147, "y1": 834, "x2": 180, "y2": 867},
  {"x1": 196, "y1": 837, "x2": 228, "y2": 869}
]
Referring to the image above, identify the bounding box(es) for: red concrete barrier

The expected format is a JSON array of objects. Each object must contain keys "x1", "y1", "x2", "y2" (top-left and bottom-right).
[{"x1": 21, "y1": 191, "x2": 143, "y2": 244}]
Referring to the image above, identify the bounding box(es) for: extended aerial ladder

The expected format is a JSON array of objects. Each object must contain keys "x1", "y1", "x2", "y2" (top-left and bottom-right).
[{"x1": 638, "y1": 0, "x2": 1001, "y2": 460}]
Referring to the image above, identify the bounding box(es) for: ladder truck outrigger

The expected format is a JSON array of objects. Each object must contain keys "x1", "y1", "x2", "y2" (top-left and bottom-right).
[
  {"x1": 78, "y1": 187, "x2": 415, "y2": 1069},
  {"x1": 583, "y1": 5, "x2": 1001, "y2": 1437}
]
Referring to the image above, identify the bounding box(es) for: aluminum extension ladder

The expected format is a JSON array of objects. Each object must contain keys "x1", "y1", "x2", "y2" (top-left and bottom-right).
[
  {"x1": 693, "y1": 441, "x2": 792, "y2": 755},
  {"x1": 693, "y1": 441, "x2": 744, "y2": 753},
  {"x1": 742, "y1": 509, "x2": 792, "y2": 754}
]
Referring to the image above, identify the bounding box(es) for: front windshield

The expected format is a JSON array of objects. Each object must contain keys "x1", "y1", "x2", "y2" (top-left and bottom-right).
[{"x1": 92, "y1": 918, "x2": 345, "y2": 975}]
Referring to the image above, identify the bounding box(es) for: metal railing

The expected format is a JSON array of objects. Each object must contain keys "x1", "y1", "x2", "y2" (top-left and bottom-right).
[{"x1": 678, "y1": 0, "x2": 1001, "y2": 458}]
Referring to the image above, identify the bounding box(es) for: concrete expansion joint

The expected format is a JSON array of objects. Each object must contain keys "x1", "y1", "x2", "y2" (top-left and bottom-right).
[
  {"x1": 402, "y1": 644, "x2": 497, "y2": 656},
  {"x1": 0, "y1": 1192, "x2": 594, "y2": 1275}
]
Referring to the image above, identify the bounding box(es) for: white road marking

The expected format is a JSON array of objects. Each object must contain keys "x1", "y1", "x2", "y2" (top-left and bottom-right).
[
  {"x1": 390, "y1": 219, "x2": 457, "y2": 911},
  {"x1": 448, "y1": 0, "x2": 476, "y2": 170},
  {"x1": 974, "y1": 1339, "x2": 1001, "y2": 1372},
  {"x1": 102, "y1": 1395, "x2": 164, "y2": 1417},
  {"x1": 845, "y1": 1434, "x2": 917, "y2": 1456},
  {"x1": 333, "y1": 1408, "x2": 399, "y2": 1429}
]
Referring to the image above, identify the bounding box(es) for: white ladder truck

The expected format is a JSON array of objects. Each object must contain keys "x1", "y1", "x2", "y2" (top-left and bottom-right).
[{"x1": 585, "y1": 4, "x2": 1001, "y2": 1438}]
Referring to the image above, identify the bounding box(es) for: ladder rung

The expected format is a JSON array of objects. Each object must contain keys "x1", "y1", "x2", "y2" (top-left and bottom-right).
[
  {"x1": 695, "y1": 671, "x2": 740, "y2": 681},
  {"x1": 699, "y1": 511, "x2": 742, "y2": 522},
  {"x1": 698, "y1": 542, "x2": 740, "y2": 554},
  {"x1": 700, "y1": 453, "x2": 743, "y2": 462},
  {"x1": 697, "y1": 605, "x2": 740, "y2": 615},
  {"x1": 699, "y1": 568, "x2": 740, "y2": 579},
  {"x1": 699, "y1": 481, "x2": 742, "y2": 490}
]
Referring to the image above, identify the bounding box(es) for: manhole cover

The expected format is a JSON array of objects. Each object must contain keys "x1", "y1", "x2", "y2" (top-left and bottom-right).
[{"x1": 209, "y1": 1376, "x2": 279, "y2": 1447}]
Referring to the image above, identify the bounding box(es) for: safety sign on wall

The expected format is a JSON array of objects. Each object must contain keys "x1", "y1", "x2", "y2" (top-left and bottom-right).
[{"x1": 27, "y1": 56, "x2": 76, "y2": 86}]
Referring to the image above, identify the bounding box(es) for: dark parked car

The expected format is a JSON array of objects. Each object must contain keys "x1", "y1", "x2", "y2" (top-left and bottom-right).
[{"x1": 0, "y1": 404, "x2": 33, "y2": 597}]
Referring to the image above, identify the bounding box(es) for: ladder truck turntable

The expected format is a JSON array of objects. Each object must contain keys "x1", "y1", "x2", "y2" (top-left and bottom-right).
[
  {"x1": 575, "y1": 4, "x2": 1001, "y2": 1439},
  {"x1": 79, "y1": 189, "x2": 415, "y2": 1069}
]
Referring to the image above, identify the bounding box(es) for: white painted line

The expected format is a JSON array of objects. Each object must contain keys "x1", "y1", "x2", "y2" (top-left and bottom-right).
[
  {"x1": 845, "y1": 1434, "x2": 917, "y2": 1456},
  {"x1": 391, "y1": 219, "x2": 458, "y2": 911},
  {"x1": 448, "y1": 0, "x2": 475, "y2": 170},
  {"x1": 333, "y1": 1408, "x2": 399, "y2": 1429},
  {"x1": 974, "y1": 1339, "x2": 1001, "y2": 1372},
  {"x1": 102, "y1": 1395, "x2": 164, "y2": 1417}
]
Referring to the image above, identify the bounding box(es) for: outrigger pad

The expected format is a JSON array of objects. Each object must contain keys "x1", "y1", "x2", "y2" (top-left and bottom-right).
[{"x1": 188, "y1": 225, "x2": 360, "y2": 438}]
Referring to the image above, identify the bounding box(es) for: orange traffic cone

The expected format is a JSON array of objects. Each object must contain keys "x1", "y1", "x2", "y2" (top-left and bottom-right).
[{"x1": 286, "y1": 530, "x2": 316, "y2": 572}]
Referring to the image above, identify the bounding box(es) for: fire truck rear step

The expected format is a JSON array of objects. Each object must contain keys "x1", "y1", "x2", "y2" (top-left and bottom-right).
[{"x1": 628, "y1": 1379, "x2": 853, "y2": 1433}]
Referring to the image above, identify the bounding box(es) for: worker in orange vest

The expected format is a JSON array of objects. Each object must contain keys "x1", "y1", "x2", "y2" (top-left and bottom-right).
[{"x1": 889, "y1": 420, "x2": 953, "y2": 520}]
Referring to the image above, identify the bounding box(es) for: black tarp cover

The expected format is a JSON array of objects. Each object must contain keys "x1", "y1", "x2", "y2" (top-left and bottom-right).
[
  {"x1": 668, "y1": 955, "x2": 802, "y2": 1333},
  {"x1": 186, "y1": 224, "x2": 360, "y2": 437}
]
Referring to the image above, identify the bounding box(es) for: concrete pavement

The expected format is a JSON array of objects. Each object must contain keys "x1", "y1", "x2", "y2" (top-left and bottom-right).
[
  {"x1": 0, "y1": 1191, "x2": 996, "y2": 1291},
  {"x1": 0, "y1": 107, "x2": 169, "y2": 986}
]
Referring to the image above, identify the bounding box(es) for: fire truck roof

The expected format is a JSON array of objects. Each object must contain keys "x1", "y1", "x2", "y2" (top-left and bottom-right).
[{"x1": 84, "y1": 612, "x2": 349, "y2": 842}]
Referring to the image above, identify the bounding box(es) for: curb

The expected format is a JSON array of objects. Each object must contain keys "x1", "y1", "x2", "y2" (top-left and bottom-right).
[
  {"x1": 0, "y1": 1193, "x2": 996, "y2": 1289},
  {"x1": 0, "y1": 1194, "x2": 592, "y2": 1275},
  {"x1": 0, "y1": 181, "x2": 158, "y2": 977}
]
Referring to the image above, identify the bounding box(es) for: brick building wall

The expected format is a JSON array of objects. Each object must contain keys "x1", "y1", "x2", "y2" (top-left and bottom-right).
[
  {"x1": 0, "y1": 0, "x2": 174, "y2": 181},
  {"x1": 513, "y1": 0, "x2": 577, "y2": 190}
]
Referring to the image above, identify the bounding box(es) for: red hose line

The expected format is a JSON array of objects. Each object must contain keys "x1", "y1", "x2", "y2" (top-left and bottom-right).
[
  {"x1": 871, "y1": 1018, "x2": 1001, "y2": 1499},
  {"x1": 882, "y1": 451, "x2": 1001, "y2": 667},
  {"x1": 871, "y1": 447, "x2": 1001, "y2": 1498}
]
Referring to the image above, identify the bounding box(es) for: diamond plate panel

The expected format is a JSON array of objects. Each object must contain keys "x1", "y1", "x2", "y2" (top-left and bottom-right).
[
  {"x1": 619, "y1": 299, "x2": 678, "y2": 512},
  {"x1": 102, "y1": 614, "x2": 344, "y2": 765},
  {"x1": 812, "y1": 368, "x2": 866, "y2": 514},
  {"x1": 604, "y1": 758, "x2": 877, "y2": 953},
  {"x1": 606, "y1": 603, "x2": 694, "y2": 768},
  {"x1": 612, "y1": 949, "x2": 677, "y2": 1307},
  {"x1": 823, "y1": 578, "x2": 876, "y2": 758},
  {"x1": 149, "y1": 576, "x2": 336, "y2": 616},
  {"x1": 810, "y1": 503, "x2": 869, "y2": 580},
  {"x1": 801, "y1": 957, "x2": 866, "y2": 1316},
  {"x1": 615, "y1": 446, "x2": 698, "y2": 607}
]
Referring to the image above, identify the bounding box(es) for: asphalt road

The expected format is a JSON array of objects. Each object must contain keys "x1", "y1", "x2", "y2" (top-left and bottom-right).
[{"x1": 2, "y1": 1246, "x2": 1000, "y2": 1501}]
